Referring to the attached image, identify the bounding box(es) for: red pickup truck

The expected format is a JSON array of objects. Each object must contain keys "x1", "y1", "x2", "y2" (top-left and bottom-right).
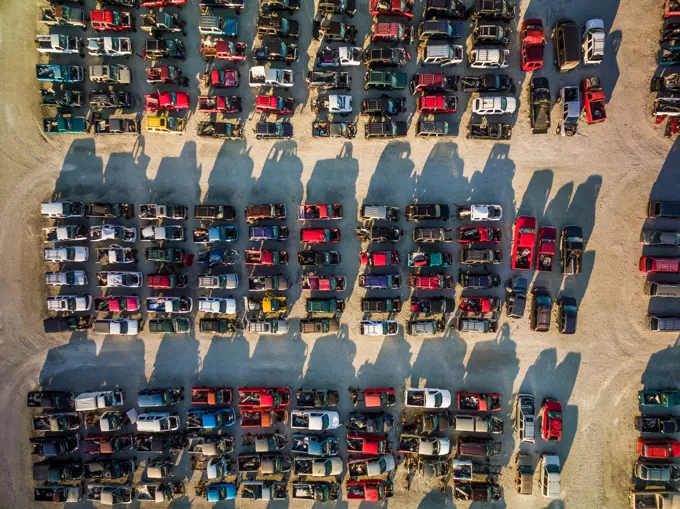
[
  {"x1": 536, "y1": 227, "x2": 556, "y2": 271},
  {"x1": 511, "y1": 216, "x2": 537, "y2": 270},
  {"x1": 639, "y1": 257, "x2": 680, "y2": 273},
  {"x1": 520, "y1": 19, "x2": 546, "y2": 71}
]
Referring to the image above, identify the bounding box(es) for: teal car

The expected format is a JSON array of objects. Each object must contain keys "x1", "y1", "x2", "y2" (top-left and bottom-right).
[
  {"x1": 639, "y1": 389, "x2": 680, "y2": 407},
  {"x1": 43, "y1": 117, "x2": 87, "y2": 134},
  {"x1": 363, "y1": 71, "x2": 408, "y2": 91}
]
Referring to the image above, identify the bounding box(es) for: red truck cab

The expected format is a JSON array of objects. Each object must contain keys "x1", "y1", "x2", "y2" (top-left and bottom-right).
[
  {"x1": 520, "y1": 19, "x2": 545, "y2": 71},
  {"x1": 541, "y1": 399, "x2": 563, "y2": 441},
  {"x1": 640, "y1": 256, "x2": 680, "y2": 273},
  {"x1": 582, "y1": 77, "x2": 607, "y2": 124},
  {"x1": 512, "y1": 216, "x2": 537, "y2": 270}
]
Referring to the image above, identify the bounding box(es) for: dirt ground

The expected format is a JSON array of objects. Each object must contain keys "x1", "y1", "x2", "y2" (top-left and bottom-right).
[{"x1": 1, "y1": 0, "x2": 680, "y2": 507}]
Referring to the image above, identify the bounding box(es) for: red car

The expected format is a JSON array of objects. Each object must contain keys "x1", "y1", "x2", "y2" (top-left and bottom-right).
[
  {"x1": 301, "y1": 228, "x2": 341, "y2": 244},
  {"x1": 359, "y1": 251, "x2": 399, "y2": 266},
  {"x1": 511, "y1": 216, "x2": 537, "y2": 270},
  {"x1": 458, "y1": 392, "x2": 502, "y2": 412},
  {"x1": 520, "y1": 19, "x2": 546, "y2": 71},
  {"x1": 637, "y1": 438, "x2": 680, "y2": 459},
  {"x1": 302, "y1": 275, "x2": 346, "y2": 291},
  {"x1": 94, "y1": 296, "x2": 140, "y2": 312},
  {"x1": 255, "y1": 95, "x2": 295, "y2": 115},
  {"x1": 410, "y1": 73, "x2": 456, "y2": 94},
  {"x1": 237, "y1": 387, "x2": 291, "y2": 408},
  {"x1": 144, "y1": 92, "x2": 190, "y2": 111},
  {"x1": 141, "y1": 0, "x2": 186, "y2": 6},
  {"x1": 408, "y1": 274, "x2": 454, "y2": 290},
  {"x1": 347, "y1": 433, "x2": 392, "y2": 455},
  {"x1": 536, "y1": 226, "x2": 556, "y2": 272},
  {"x1": 541, "y1": 399, "x2": 563, "y2": 442},
  {"x1": 350, "y1": 388, "x2": 397, "y2": 407},
  {"x1": 191, "y1": 387, "x2": 232, "y2": 405},
  {"x1": 90, "y1": 10, "x2": 134, "y2": 32},
  {"x1": 346, "y1": 480, "x2": 394, "y2": 501},
  {"x1": 146, "y1": 65, "x2": 188, "y2": 86},
  {"x1": 198, "y1": 96, "x2": 241, "y2": 114},
  {"x1": 459, "y1": 297, "x2": 499, "y2": 315},
  {"x1": 297, "y1": 203, "x2": 343, "y2": 220},
  {"x1": 147, "y1": 274, "x2": 187, "y2": 289},
  {"x1": 369, "y1": 0, "x2": 414, "y2": 18},
  {"x1": 582, "y1": 77, "x2": 607, "y2": 124},
  {"x1": 209, "y1": 69, "x2": 239, "y2": 89},
  {"x1": 416, "y1": 95, "x2": 457, "y2": 114},
  {"x1": 201, "y1": 40, "x2": 247, "y2": 61},
  {"x1": 639, "y1": 256, "x2": 680, "y2": 273},
  {"x1": 458, "y1": 226, "x2": 502, "y2": 243}
]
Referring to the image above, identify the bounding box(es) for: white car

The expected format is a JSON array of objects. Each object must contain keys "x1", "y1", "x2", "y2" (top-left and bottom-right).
[
  {"x1": 293, "y1": 457, "x2": 344, "y2": 477},
  {"x1": 96, "y1": 246, "x2": 136, "y2": 265},
  {"x1": 338, "y1": 46, "x2": 362, "y2": 65},
  {"x1": 43, "y1": 225, "x2": 87, "y2": 242},
  {"x1": 137, "y1": 412, "x2": 180, "y2": 432},
  {"x1": 291, "y1": 410, "x2": 341, "y2": 430},
  {"x1": 87, "y1": 37, "x2": 132, "y2": 57},
  {"x1": 328, "y1": 94, "x2": 352, "y2": 114},
  {"x1": 246, "y1": 320, "x2": 289, "y2": 335},
  {"x1": 538, "y1": 454, "x2": 561, "y2": 499},
  {"x1": 44, "y1": 247, "x2": 88, "y2": 262},
  {"x1": 249, "y1": 66, "x2": 294, "y2": 88},
  {"x1": 458, "y1": 204, "x2": 503, "y2": 221},
  {"x1": 197, "y1": 274, "x2": 239, "y2": 290},
  {"x1": 582, "y1": 19, "x2": 605, "y2": 65},
  {"x1": 92, "y1": 319, "x2": 139, "y2": 336},
  {"x1": 74, "y1": 390, "x2": 125, "y2": 411},
  {"x1": 41, "y1": 201, "x2": 84, "y2": 218},
  {"x1": 146, "y1": 297, "x2": 193, "y2": 314},
  {"x1": 198, "y1": 298, "x2": 237, "y2": 315},
  {"x1": 45, "y1": 271, "x2": 87, "y2": 286},
  {"x1": 515, "y1": 394, "x2": 536, "y2": 443},
  {"x1": 140, "y1": 225, "x2": 185, "y2": 242},
  {"x1": 36, "y1": 34, "x2": 81, "y2": 54},
  {"x1": 399, "y1": 434, "x2": 450, "y2": 456},
  {"x1": 97, "y1": 271, "x2": 143, "y2": 288},
  {"x1": 89, "y1": 225, "x2": 137, "y2": 243},
  {"x1": 349, "y1": 455, "x2": 396, "y2": 477},
  {"x1": 360, "y1": 320, "x2": 399, "y2": 336},
  {"x1": 472, "y1": 96, "x2": 516, "y2": 115},
  {"x1": 558, "y1": 86, "x2": 580, "y2": 136},
  {"x1": 405, "y1": 388, "x2": 452, "y2": 409},
  {"x1": 47, "y1": 295, "x2": 92, "y2": 312}
]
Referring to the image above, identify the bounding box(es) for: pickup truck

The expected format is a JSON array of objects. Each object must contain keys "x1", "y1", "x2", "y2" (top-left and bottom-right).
[
  {"x1": 139, "y1": 204, "x2": 187, "y2": 220},
  {"x1": 135, "y1": 483, "x2": 185, "y2": 503},
  {"x1": 634, "y1": 462, "x2": 680, "y2": 482},
  {"x1": 451, "y1": 414, "x2": 504, "y2": 434},
  {"x1": 635, "y1": 415, "x2": 680, "y2": 434},
  {"x1": 294, "y1": 457, "x2": 344, "y2": 477},
  {"x1": 249, "y1": 66, "x2": 294, "y2": 87},
  {"x1": 460, "y1": 248, "x2": 503, "y2": 265},
  {"x1": 241, "y1": 481, "x2": 287, "y2": 500},
  {"x1": 36, "y1": 64, "x2": 83, "y2": 83},
  {"x1": 640, "y1": 257, "x2": 680, "y2": 273},
  {"x1": 292, "y1": 434, "x2": 339, "y2": 456},
  {"x1": 193, "y1": 226, "x2": 238, "y2": 243},
  {"x1": 36, "y1": 34, "x2": 81, "y2": 54},
  {"x1": 530, "y1": 77, "x2": 551, "y2": 133},
  {"x1": 291, "y1": 410, "x2": 341, "y2": 430},
  {"x1": 467, "y1": 120, "x2": 512, "y2": 140},
  {"x1": 237, "y1": 454, "x2": 291, "y2": 474},
  {"x1": 458, "y1": 392, "x2": 501, "y2": 412},
  {"x1": 191, "y1": 387, "x2": 232, "y2": 405},
  {"x1": 307, "y1": 71, "x2": 352, "y2": 90},
  {"x1": 187, "y1": 409, "x2": 235, "y2": 430},
  {"x1": 238, "y1": 387, "x2": 291, "y2": 407},
  {"x1": 294, "y1": 482, "x2": 339, "y2": 502},
  {"x1": 537, "y1": 227, "x2": 556, "y2": 271},
  {"x1": 195, "y1": 205, "x2": 236, "y2": 220},
  {"x1": 241, "y1": 409, "x2": 287, "y2": 428},
  {"x1": 28, "y1": 391, "x2": 75, "y2": 411},
  {"x1": 44, "y1": 117, "x2": 87, "y2": 134},
  {"x1": 87, "y1": 37, "x2": 132, "y2": 57},
  {"x1": 561, "y1": 226, "x2": 583, "y2": 275},
  {"x1": 511, "y1": 216, "x2": 536, "y2": 270},
  {"x1": 629, "y1": 491, "x2": 680, "y2": 509},
  {"x1": 33, "y1": 461, "x2": 83, "y2": 483},
  {"x1": 639, "y1": 389, "x2": 680, "y2": 407},
  {"x1": 296, "y1": 389, "x2": 339, "y2": 408},
  {"x1": 47, "y1": 295, "x2": 92, "y2": 312},
  {"x1": 405, "y1": 388, "x2": 451, "y2": 409},
  {"x1": 348, "y1": 456, "x2": 396, "y2": 478},
  {"x1": 75, "y1": 390, "x2": 124, "y2": 412},
  {"x1": 316, "y1": 46, "x2": 362, "y2": 67},
  {"x1": 397, "y1": 434, "x2": 449, "y2": 456},
  {"x1": 558, "y1": 86, "x2": 580, "y2": 136}
]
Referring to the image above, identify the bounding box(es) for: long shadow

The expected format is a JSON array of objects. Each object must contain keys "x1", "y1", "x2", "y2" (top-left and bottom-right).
[
  {"x1": 52, "y1": 138, "x2": 104, "y2": 202},
  {"x1": 520, "y1": 348, "x2": 582, "y2": 465}
]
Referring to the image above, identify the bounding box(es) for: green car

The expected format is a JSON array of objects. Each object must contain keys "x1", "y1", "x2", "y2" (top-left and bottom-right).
[
  {"x1": 363, "y1": 71, "x2": 408, "y2": 91},
  {"x1": 146, "y1": 248, "x2": 185, "y2": 263},
  {"x1": 306, "y1": 299, "x2": 345, "y2": 315},
  {"x1": 639, "y1": 389, "x2": 680, "y2": 407},
  {"x1": 43, "y1": 117, "x2": 87, "y2": 134},
  {"x1": 149, "y1": 318, "x2": 191, "y2": 334}
]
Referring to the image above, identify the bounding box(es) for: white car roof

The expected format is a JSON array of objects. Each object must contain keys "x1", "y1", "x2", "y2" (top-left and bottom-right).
[{"x1": 41, "y1": 203, "x2": 64, "y2": 215}]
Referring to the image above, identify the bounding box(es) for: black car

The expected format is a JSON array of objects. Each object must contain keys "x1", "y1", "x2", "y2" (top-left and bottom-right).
[
  {"x1": 505, "y1": 276, "x2": 528, "y2": 319},
  {"x1": 255, "y1": 121, "x2": 293, "y2": 140},
  {"x1": 364, "y1": 118, "x2": 408, "y2": 139},
  {"x1": 261, "y1": 0, "x2": 300, "y2": 12},
  {"x1": 417, "y1": 120, "x2": 449, "y2": 137},
  {"x1": 459, "y1": 272, "x2": 501, "y2": 289},
  {"x1": 470, "y1": 0, "x2": 516, "y2": 21},
  {"x1": 556, "y1": 296, "x2": 577, "y2": 334},
  {"x1": 298, "y1": 251, "x2": 341, "y2": 267},
  {"x1": 253, "y1": 40, "x2": 298, "y2": 63},
  {"x1": 467, "y1": 120, "x2": 512, "y2": 140},
  {"x1": 27, "y1": 391, "x2": 75, "y2": 411},
  {"x1": 33, "y1": 461, "x2": 84, "y2": 482},
  {"x1": 361, "y1": 298, "x2": 402, "y2": 313},
  {"x1": 256, "y1": 15, "x2": 300, "y2": 38},
  {"x1": 363, "y1": 47, "x2": 408, "y2": 67},
  {"x1": 530, "y1": 77, "x2": 551, "y2": 134},
  {"x1": 318, "y1": 0, "x2": 356, "y2": 16},
  {"x1": 30, "y1": 436, "x2": 80, "y2": 457},
  {"x1": 361, "y1": 95, "x2": 406, "y2": 116},
  {"x1": 406, "y1": 204, "x2": 449, "y2": 221},
  {"x1": 648, "y1": 200, "x2": 680, "y2": 218},
  {"x1": 461, "y1": 74, "x2": 514, "y2": 93},
  {"x1": 425, "y1": 0, "x2": 466, "y2": 18},
  {"x1": 560, "y1": 225, "x2": 583, "y2": 275},
  {"x1": 530, "y1": 287, "x2": 552, "y2": 332}
]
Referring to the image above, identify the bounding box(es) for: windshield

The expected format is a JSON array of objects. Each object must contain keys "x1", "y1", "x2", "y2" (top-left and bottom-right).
[
  {"x1": 325, "y1": 461, "x2": 333, "y2": 476},
  {"x1": 322, "y1": 415, "x2": 330, "y2": 428},
  {"x1": 379, "y1": 457, "x2": 387, "y2": 473},
  {"x1": 434, "y1": 393, "x2": 443, "y2": 407},
  {"x1": 547, "y1": 410, "x2": 562, "y2": 419}
]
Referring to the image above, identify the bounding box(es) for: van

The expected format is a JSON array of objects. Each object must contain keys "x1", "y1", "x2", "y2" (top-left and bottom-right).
[
  {"x1": 648, "y1": 315, "x2": 680, "y2": 331},
  {"x1": 420, "y1": 44, "x2": 464, "y2": 66},
  {"x1": 538, "y1": 454, "x2": 561, "y2": 499},
  {"x1": 469, "y1": 47, "x2": 509, "y2": 68},
  {"x1": 645, "y1": 281, "x2": 680, "y2": 297},
  {"x1": 136, "y1": 413, "x2": 180, "y2": 432},
  {"x1": 553, "y1": 19, "x2": 580, "y2": 72}
]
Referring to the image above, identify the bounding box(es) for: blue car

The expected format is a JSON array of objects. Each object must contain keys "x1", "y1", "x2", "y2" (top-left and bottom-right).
[
  {"x1": 187, "y1": 408, "x2": 235, "y2": 430},
  {"x1": 248, "y1": 225, "x2": 289, "y2": 241},
  {"x1": 207, "y1": 482, "x2": 236, "y2": 502}
]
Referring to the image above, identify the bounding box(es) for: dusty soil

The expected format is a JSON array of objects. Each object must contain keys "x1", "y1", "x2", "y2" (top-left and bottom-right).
[{"x1": 1, "y1": 0, "x2": 679, "y2": 507}]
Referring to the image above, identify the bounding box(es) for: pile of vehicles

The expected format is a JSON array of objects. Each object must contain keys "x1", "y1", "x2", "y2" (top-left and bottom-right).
[
  {"x1": 640, "y1": 200, "x2": 680, "y2": 331},
  {"x1": 630, "y1": 388, "x2": 680, "y2": 504},
  {"x1": 650, "y1": 3, "x2": 680, "y2": 136}
]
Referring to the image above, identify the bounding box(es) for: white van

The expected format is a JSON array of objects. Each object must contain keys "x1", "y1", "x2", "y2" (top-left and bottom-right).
[
  {"x1": 469, "y1": 47, "x2": 510, "y2": 68},
  {"x1": 136, "y1": 413, "x2": 180, "y2": 432},
  {"x1": 538, "y1": 454, "x2": 561, "y2": 499}
]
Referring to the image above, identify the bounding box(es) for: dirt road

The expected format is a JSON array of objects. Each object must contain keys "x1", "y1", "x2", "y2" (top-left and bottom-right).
[{"x1": 1, "y1": 0, "x2": 679, "y2": 506}]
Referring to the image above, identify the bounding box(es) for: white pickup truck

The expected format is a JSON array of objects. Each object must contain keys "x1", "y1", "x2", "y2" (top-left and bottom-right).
[
  {"x1": 45, "y1": 271, "x2": 88, "y2": 286},
  {"x1": 87, "y1": 37, "x2": 132, "y2": 57},
  {"x1": 291, "y1": 410, "x2": 341, "y2": 430},
  {"x1": 36, "y1": 34, "x2": 81, "y2": 54},
  {"x1": 75, "y1": 390, "x2": 125, "y2": 411},
  {"x1": 47, "y1": 295, "x2": 92, "y2": 312},
  {"x1": 405, "y1": 388, "x2": 452, "y2": 409},
  {"x1": 249, "y1": 66, "x2": 294, "y2": 88}
]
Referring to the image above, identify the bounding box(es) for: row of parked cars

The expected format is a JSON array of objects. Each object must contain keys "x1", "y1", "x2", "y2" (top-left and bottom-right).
[
  {"x1": 639, "y1": 200, "x2": 680, "y2": 331},
  {"x1": 630, "y1": 388, "x2": 680, "y2": 506},
  {"x1": 650, "y1": 1, "x2": 680, "y2": 136}
]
